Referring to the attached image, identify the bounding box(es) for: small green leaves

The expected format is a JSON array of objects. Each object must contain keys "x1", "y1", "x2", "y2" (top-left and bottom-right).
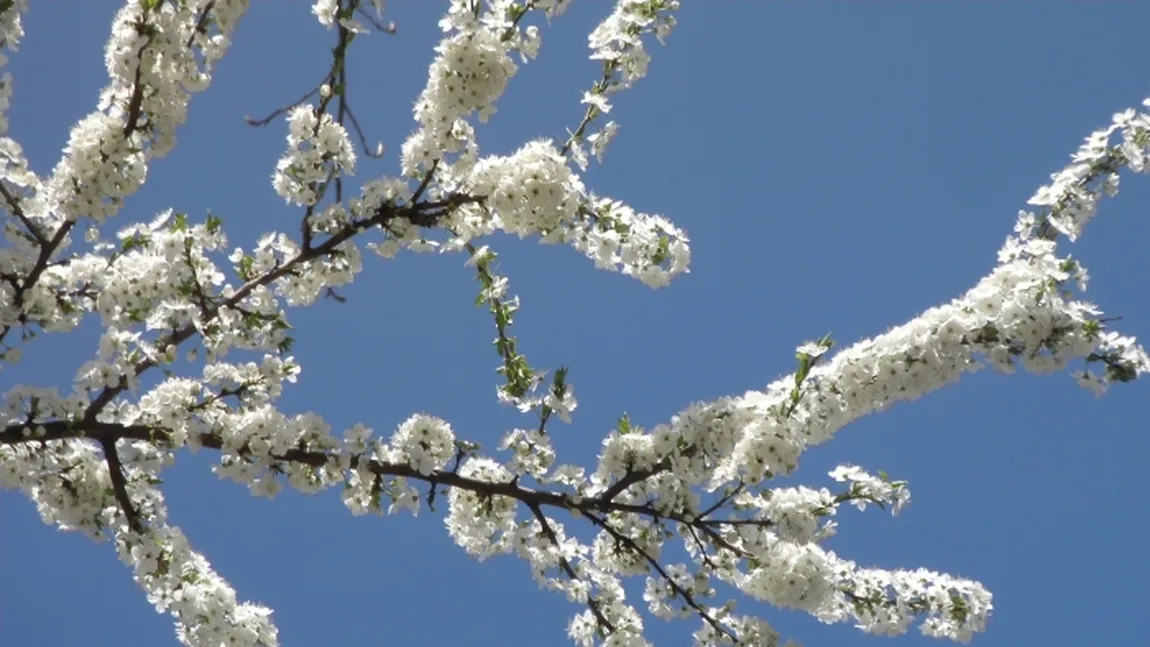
[
  {"x1": 782, "y1": 332, "x2": 834, "y2": 417},
  {"x1": 205, "y1": 212, "x2": 223, "y2": 234},
  {"x1": 170, "y1": 212, "x2": 189, "y2": 232},
  {"x1": 948, "y1": 591, "x2": 970, "y2": 623},
  {"x1": 794, "y1": 332, "x2": 834, "y2": 379},
  {"x1": 235, "y1": 255, "x2": 255, "y2": 281},
  {"x1": 506, "y1": 3, "x2": 528, "y2": 22},
  {"x1": 121, "y1": 233, "x2": 147, "y2": 253},
  {"x1": 469, "y1": 243, "x2": 540, "y2": 400},
  {"x1": 271, "y1": 316, "x2": 295, "y2": 354},
  {"x1": 651, "y1": 235, "x2": 670, "y2": 265},
  {"x1": 552, "y1": 366, "x2": 569, "y2": 391}
]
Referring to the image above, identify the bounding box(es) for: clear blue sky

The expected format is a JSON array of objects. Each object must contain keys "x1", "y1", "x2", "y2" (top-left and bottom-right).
[{"x1": 3, "y1": 3, "x2": 1149, "y2": 646}]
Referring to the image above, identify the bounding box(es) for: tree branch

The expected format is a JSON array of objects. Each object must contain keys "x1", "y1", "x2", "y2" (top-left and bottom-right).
[
  {"x1": 100, "y1": 437, "x2": 144, "y2": 534},
  {"x1": 0, "y1": 420, "x2": 766, "y2": 540},
  {"x1": 527, "y1": 502, "x2": 615, "y2": 635},
  {"x1": 583, "y1": 510, "x2": 737, "y2": 642}
]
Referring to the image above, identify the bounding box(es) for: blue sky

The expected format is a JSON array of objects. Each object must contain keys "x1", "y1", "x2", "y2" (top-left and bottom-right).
[{"x1": 3, "y1": 2, "x2": 1149, "y2": 646}]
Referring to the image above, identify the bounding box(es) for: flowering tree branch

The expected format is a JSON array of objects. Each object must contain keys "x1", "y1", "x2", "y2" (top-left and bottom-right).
[
  {"x1": 1, "y1": 1, "x2": 1148, "y2": 646},
  {"x1": 0, "y1": 419, "x2": 773, "y2": 529}
]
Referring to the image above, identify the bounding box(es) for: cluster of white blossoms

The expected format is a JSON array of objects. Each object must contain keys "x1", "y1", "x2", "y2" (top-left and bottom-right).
[
  {"x1": 0, "y1": 2, "x2": 28, "y2": 184},
  {"x1": 1, "y1": 0, "x2": 1148, "y2": 646},
  {"x1": 589, "y1": 0, "x2": 677, "y2": 90},
  {"x1": 387, "y1": 413, "x2": 457, "y2": 476},
  {"x1": 0, "y1": 2, "x2": 292, "y2": 645},
  {"x1": 383, "y1": 0, "x2": 691, "y2": 288},
  {"x1": 569, "y1": 0, "x2": 678, "y2": 171},
  {"x1": 399, "y1": 1, "x2": 529, "y2": 179},
  {"x1": 272, "y1": 106, "x2": 357, "y2": 206},
  {"x1": 465, "y1": 139, "x2": 585, "y2": 237},
  {"x1": 0, "y1": 0, "x2": 246, "y2": 343},
  {"x1": 439, "y1": 139, "x2": 692, "y2": 287},
  {"x1": 501, "y1": 427, "x2": 556, "y2": 479},
  {"x1": 445, "y1": 457, "x2": 518, "y2": 560}
]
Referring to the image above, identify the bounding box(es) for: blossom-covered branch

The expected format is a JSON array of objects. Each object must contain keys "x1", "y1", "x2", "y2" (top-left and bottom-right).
[{"x1": 2, "y1": 1, "x2": 1148, "y2": 646}]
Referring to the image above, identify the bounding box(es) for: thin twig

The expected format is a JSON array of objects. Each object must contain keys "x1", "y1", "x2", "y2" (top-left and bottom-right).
[
  {"x1": 244, "y1": 81, "x2": 325, "y2": 127},
  {"x1": 583, "y1": 510, "x2": 738, "y2": 643},
  {"x1": 528, "y1": 503, "x2": 615, "y2": 634}
]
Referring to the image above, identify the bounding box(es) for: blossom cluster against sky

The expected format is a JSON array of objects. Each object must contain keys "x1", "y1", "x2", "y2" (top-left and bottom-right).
[{"x1": 3, "y1": 3, "x2": 1149, "y2": 646}]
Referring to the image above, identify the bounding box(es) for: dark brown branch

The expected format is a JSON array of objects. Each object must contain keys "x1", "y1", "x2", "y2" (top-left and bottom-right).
[
  {"x1": 301, "y1": 12, "x2": 357, "y2": 249},
  {"x1": 0, "y1": 417, "x2": 798, "y2": 640},
  {"x1": 120, "y1": 36, "x2": 152, "y2": 138},
  {"x1": 100, "y1": 437, "x2": 144, "y2": 534},
  {"x1": 0, "y1": 420, "x2": 739, "y2": 531},
  {"x1": 341, "y1": 102, "x2": 385, "y2": 158},
  {"x1": 0, "y1": 419, "x2": 774, "y2": 550},
  {"x1": 190, "y1": 384, "x2": 256, "y2": 412},
  {"x1": 683, "y1": 524, "x2": 721, "y2": 572},
  {"x1": 0, "y1": 183, "x2": 45, "y2": 244},
  {"x1": 583, "y1": 510, "x2": 738, "y2": 643},
  {"x1": 686, "y1": 519, "x2": 754, "y2": 559},
  {"x1": 186, "y1": 1, "x2": 216, "y2": 48},
  {"x1": 598, "y1": 461, "x2": 668, "y2": 502},
  {"x1": 244, "y1": 81, "x2": 324, "y2": 127},
  {"x1": 697, "y1": 518, "x2": 774, "y2": 529},
  {"x1": 527, "y1": 503, "x2": 615, "y2": 634},
  {"x1": 697, "y1": 483, "x2": 743, "y2": 521},
  {"x1": 410, "y1": 158, "x2": 439, "y2": 204}
]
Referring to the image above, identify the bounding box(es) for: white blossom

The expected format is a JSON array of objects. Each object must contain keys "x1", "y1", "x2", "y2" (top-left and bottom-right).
[{"x1": 0, "y1": 2, "x2": 1147, "y2": 646}]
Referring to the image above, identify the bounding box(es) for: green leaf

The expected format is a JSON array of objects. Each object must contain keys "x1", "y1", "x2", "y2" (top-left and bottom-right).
[
  {"x1": 122, "y1": 234, "x2": 146, "y2": 252},
  {"x1": 237, "y1": 255, "x2": 254, "y2": 279},
  {"x1": 171, "y1": 212, "x2": 189, "y2": 232},
  {"x1": 651, "y1": 235, "x2": 670, "y2": 264}
]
